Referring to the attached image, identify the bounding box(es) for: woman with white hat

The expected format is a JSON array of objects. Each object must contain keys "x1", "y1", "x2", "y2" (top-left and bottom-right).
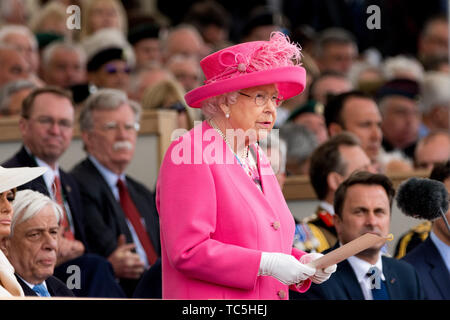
[
  {"x1": 0, "y1": 165, "x2": 46, "y2": 297},
  {"x1": 156, "y1": 32, "x2": 337, "y2": 299}
]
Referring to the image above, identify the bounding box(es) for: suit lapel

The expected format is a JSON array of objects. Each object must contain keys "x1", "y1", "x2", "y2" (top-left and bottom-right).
[
  {"x1": 84, "y1": 159, "x2": 133, "y2": 241},
  {"x1": 14, "y1": 275, "x2": 38, "y2": 296},
  {"x1": 424, "y1": 238, "x2": 450, "y2": 298},
  {"x1": 382, "y1": 257, "x2": 400, "y2": 299},
  {"x1": 225, "y1": 149, "x2": 279, "y2": 220},
  {"x1": 337, "y1": 259, "x2": 365, "y2": 300}
]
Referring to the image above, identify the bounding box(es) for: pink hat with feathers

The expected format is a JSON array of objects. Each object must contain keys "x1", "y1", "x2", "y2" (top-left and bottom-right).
[{"x1": 185, "y1": 32, "x2": 306, "y2": 108}]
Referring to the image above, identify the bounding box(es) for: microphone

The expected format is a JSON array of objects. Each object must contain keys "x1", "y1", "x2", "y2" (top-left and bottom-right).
[{"x1": 396, "y1": 177, "x2": 450, "y2": 233}]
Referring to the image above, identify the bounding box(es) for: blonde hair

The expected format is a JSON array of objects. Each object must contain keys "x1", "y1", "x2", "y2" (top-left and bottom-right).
[
  {"x1": 28, "y1": 1, "x2": 66, "y2": 34},
  {"x1": 141, "y1": 78, "x2": 186, "y2": 110},
  {"x1": 141, "y1": 78, "x2": 195, "y2": 128},
  {"x1": 79, "y1": 0, "x2": 128, "y2": 41}
]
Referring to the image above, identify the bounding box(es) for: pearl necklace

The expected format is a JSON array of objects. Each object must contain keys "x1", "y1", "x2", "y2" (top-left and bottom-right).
[{"x1": 208, "y1": 119, "x2": 249, "y2": 161}]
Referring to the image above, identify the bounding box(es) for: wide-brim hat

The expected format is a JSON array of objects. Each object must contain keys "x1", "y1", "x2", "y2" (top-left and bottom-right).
[
  {"x1": 0, "y1": 166, "x2": 47, "y2": 194},
  {"x1": 185, "y1": 32, "x2": 306, "y2": 108}
]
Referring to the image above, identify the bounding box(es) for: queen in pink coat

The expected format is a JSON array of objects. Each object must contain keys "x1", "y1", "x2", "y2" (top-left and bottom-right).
[{"x1": 156, "y1": 32, "x2": 337, "y2": 300}]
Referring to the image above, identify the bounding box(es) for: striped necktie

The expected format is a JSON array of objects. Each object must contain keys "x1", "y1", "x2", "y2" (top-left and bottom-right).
[{"x1": 33, "y1": 283, "x2": 50, "y2": 297}]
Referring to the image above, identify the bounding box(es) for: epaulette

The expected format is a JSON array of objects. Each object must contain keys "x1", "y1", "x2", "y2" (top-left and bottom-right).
[
  {"x1": 410, "y1": 221, "x2": 432, "y2": 234},
  {"x1": 394, "y1": 221, "x2": 432, "y2": 259}
]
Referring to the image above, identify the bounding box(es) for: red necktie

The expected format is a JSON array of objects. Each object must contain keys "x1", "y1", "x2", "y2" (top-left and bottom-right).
[
  {"x1": 116, "y1": 179, "x2": 157, "y2": 265},
  {"x1": 53, "y1": 176, "x2": 75, "y2": 240}
]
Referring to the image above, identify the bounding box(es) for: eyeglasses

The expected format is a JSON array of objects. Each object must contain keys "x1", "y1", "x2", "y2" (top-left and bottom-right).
[
  {"x1": 238, "y1": 91, "x2": 284, "y2": 107},
  {"x1": 30, "y1": 116, "x2": 73, "y2": 130},
  {"x1": 99, "y1": 121, "x2": 140, "y2": 132},
  {"x1": 104, "y1": 64, "x2": 131, "y2": 74}
]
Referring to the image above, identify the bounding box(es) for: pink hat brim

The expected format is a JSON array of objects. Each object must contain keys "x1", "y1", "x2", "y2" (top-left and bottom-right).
[{"x1": 185, "y1": 66, "x2": 306, "y2": 108}]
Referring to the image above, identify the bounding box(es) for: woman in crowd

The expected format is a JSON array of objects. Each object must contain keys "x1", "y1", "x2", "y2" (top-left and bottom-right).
[
  {"x1": 156, "y1": 32, "x2": 337, "y2": 299},
  {"x1": 0, "y1": 165, "x2": 46, "y2": 297}
]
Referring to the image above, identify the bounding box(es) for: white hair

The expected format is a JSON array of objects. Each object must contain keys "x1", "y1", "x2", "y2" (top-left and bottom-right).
[
  {"x1": 41, "y1": 41, "x2": 87, "y2": 69},
  {"x1": 419, "y1": 71, "x2": 450, "y2": 114},
  {"x1": 11, "y1": 190, "x2": 63, "y2": 237},
  {"x1": 201, "y1": 91, "x2": 238, "y2": 120},
  {"x1": 79, "y1": 88, "x2": 142, "y2": 131},
  {"x1": 382, "y1": 55, "x2": 424, "y2": 82},
  {"x1": 0, "y1": 79, "x2": 37, "y2": 114},
  {"x1": 82, "y1": 28, "x2": 135, "y2": 68},
  {"x1": 0, "y1": 24, "x2": 38, "y2": 50}
]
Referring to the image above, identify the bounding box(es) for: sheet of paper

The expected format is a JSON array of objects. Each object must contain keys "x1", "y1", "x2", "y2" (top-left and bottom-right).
[{"x1": 307, "y1": 233, "x2": 393, "y2": 269}]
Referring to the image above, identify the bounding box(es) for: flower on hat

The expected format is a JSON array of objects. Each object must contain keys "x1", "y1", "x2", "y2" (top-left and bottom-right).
[
  {"x1": 205, "y1": 32, "x2": 302, "y2": 85},
  {"x1": 185, "y1": 31, "x2": 306, "y2": 108}
]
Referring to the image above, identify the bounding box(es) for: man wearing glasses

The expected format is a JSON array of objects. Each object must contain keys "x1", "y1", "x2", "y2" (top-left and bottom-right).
[
  {"x1": 2, "y1": 86, "x2": 126, "y2": 298},
  {"x1": 71, "y1": 88, "x2": 161, "y2": 297}
]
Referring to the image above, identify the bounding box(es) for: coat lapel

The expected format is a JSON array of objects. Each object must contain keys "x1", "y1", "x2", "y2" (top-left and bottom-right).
[
  {"x1": 383, "y1": 256, "x2": 400, "y2": 299},
  {"x1": 424, "y1": 238, "x2": 450, "y2": 298},
  {"x1": 84, "y1": 159, "x2": 133, "y2": 242},
  {"x1": 336, "y1": 259, "x2": 365, "y2": 299}
]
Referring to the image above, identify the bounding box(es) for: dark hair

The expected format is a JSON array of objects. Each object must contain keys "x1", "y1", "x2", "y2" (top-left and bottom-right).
[
  {"x1": 21, "y1": 86, "x2": 73, "y2": 119},
  {"x1": 324, "y1": 90, "x2": 373, "y2": 129},
  {"x1": 309, "y1": 132, "x2": 360, "y2": 200},
  {"x1": 429, "y1": 160, "x2": 450, "y2": 182},
  {"x1": 334, "y1": 171, "x2": 395, "y2": 217}
]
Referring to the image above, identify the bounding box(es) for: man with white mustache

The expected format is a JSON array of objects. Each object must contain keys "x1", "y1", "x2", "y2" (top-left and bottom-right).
[{"x1": 71, "y1": 88, "x2": 161, "y2": 297}]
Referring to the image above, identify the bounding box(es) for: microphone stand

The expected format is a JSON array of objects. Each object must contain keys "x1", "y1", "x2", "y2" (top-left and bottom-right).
[{"x1": 439, "y1": 207, "x2": 450, "y2": 233}]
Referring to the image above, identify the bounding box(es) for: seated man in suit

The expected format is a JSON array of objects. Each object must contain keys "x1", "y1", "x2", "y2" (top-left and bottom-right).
[
  {"x1": 403, "y1": 160, "x2": 450, "y2": 299},
  {"x1": 2, "y1": 86, "x2": 125, "y2": 298},
  {"x1": 71, "y1": 88, "x2": 161, "y2": 297},
  {"x1": 394, "y1": 130, "x2": 450, "y2": 258},
  {"x1": 1, "y1": 190, "x2": 73, "y2": 297},
  {"x1": 293, "y1": 171, "x2": 424, "y2": 300},
  {"x1": 295, "y1": 133, "x2": 374, "y2": 253}
]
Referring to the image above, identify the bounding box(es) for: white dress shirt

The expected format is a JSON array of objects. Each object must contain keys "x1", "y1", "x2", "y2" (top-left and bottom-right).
[
  {"x1": 347, "y1": 251, "x2": 385, "y2": 300},
  {"x1": 89, "y1": 155, "x2": 149, "y2": 268}
]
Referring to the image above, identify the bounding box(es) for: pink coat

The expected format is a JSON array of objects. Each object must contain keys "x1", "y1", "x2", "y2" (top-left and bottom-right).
[{"x1": 156, "y1": 121, "x2": 311, "y2": 299}]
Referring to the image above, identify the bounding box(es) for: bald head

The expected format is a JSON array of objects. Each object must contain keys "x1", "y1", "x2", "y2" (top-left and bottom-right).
[
  {"x1": 164, "y1": 25, "x2": 205, "y2": 62},
  {"x1": 415, "y1": 131, "x2": 450, "y2": 170}
]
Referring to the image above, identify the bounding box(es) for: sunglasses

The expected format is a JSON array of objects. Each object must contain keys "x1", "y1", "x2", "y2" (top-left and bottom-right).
[{"x1": 104, "y1": 64, "x2": 131, "y2": 74}]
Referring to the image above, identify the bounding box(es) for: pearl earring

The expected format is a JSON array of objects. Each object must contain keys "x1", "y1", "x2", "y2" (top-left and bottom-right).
[{"x1": 225, "y1": 113, "x2": 230, "y2": 119}]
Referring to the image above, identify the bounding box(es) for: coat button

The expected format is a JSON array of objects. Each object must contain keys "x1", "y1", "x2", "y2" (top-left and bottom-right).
[
  {"x1": 277, "y1": 290, "x2": 286, "y2": 299},
  {"x1": 272, "y1": 221, "x2": 280, "y2": 230}
]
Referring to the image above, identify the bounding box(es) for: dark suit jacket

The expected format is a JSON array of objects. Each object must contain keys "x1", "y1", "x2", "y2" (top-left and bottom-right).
[
  {"x1": 2, "y1": 146, "x2": 89, "y2": 249},
  {"x1": 291, "y1": 243, "x2": 425, "y2": 300},
  {"x1": 403, "y1": 237, "x2": 450, "y2": 300},
  {"x1": 70, "y1": 157, "x2": 161, "y2": 259},
  {"x1": 16, "y1": 275, "x2": 74, "y2": 297}
]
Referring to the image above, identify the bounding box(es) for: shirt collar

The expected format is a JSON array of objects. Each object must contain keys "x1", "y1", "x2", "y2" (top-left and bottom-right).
[
  {"x1": 24, "y1": 146, "x2": 59, "y2": 193},
  {"x1": 319, "y1": 201, "x2": 335, "y2": 215},
  {"x1": 89, "y1": 155, "x2": 125, "y2": 188},
  {"x1": 16, "y1": 274, "x2": 48, "y2": 291}
]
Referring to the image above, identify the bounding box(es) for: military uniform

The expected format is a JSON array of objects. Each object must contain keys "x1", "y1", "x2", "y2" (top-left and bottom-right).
[
  {"x1": 294, "y1": 204, "x2": 337, "y2": 253},
  {"x1": 394, "y1": 221, "x2": 432, "y2": 259}
]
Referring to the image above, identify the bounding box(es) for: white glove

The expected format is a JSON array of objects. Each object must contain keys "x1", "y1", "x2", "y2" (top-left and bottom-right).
[
  {"x1": 299, "y1": 253, "x2": 337, "y2": 284},
  {"x1": 259, "y1": 252, "x2": 316, "y2": 285}
]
